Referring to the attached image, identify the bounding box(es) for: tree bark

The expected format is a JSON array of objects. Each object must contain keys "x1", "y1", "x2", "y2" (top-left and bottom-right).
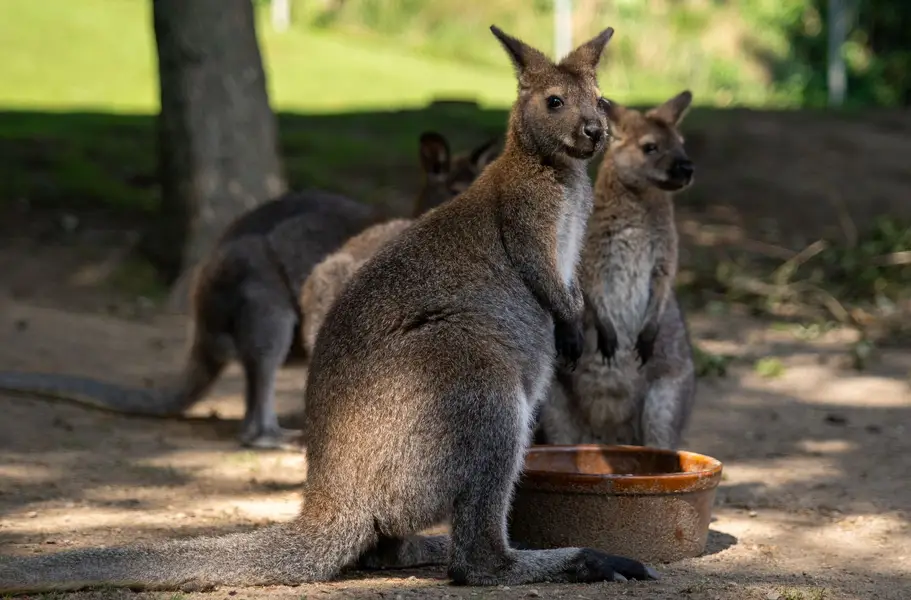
[{"x1": 148, "y1": 0, "x2": 287, "y2": 299}]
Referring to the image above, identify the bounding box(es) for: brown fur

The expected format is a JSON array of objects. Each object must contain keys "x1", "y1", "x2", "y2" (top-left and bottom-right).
[
  {"x1": 0, "y1": 133, "x2": 498, "y2": 451},
  {"x1": 0, "y1": 25, "x2": 660, "y2": 592},
  {"x1": 299, "y1": 135, "x2": 501, "y2": 357},
  {"x1": 298, "y1": 219, "x2": 413, "y2": 355},
  {"x1": 537, "y1": 91, "x2": 698, "y2": 449}
]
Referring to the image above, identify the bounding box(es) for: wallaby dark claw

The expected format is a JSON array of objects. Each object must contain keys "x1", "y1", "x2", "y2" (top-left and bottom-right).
[
  {"x1": 554, "y1": 318, "x2": 585, "y2": 372},
  {"x1": 595, "y1": 320, "x2": 619, "y2": 366},
  {"x1": 635, "y1": 323, "x2": 659, "y2": 368}
]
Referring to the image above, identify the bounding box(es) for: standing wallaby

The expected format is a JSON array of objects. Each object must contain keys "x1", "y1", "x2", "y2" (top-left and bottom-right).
[
  {"x1": 0, "y1": 26, "x2": 660, "y2": 593},
  {"x1": 536, "y1": 91, "x2": 697, "y2": 450},
  {"x1": 298, "y1": 135, "x2": 499, "y2": 355},
  {"x1": 0, "y1": 132, "x2": 498, "y2": 450}
]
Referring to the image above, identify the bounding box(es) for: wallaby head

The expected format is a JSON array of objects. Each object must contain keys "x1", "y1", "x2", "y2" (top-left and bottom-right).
[
  {"x1": 491, "y1": 25, "x2": 613, "y2": 162},
  {"x1": 602, "y1": 90, "x2": 695, "y2": 192},
  {"x1": 414, "y1": 131, "x2": 500, "y2": 215}
]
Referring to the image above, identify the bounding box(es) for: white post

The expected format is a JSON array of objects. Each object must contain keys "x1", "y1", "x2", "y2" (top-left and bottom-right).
[
  {"x1": 827, "y1": 0, "x2": 847, "y2": 106},
  {"x1": 272, "y1": 0, "x2": 291, "y2": 33},
  {"x1": 554, "y1": 0, "x2": 573, "y2": 62}
]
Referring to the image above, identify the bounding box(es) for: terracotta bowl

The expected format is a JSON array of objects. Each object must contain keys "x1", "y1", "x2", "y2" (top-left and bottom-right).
[{"x1": 508, "y1": 444, "x2": 723, "y2": 563}]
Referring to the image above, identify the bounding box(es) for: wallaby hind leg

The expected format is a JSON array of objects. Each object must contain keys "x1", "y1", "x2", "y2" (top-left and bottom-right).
[
  {"x1": 357, "y1": 534, "x2": 451, "y2": 570},
  {"x1": 235, "y1": 301, "x2": 301, "y2": 450},
  {"x1": 447, "y1": 391, "x2": 658, "y2": 586}
]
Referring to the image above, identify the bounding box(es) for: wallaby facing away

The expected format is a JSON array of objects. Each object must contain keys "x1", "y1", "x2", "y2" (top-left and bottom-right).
[
  {"x1": 0, "y1": 132, "x2": 497, "y2": 451},
  {"x1": 298, "y1": 135, "x2": 500, "y2": 354},
  {"x1": 0, "y1": 26, "x2": 660, "y2": 593},
  {"x1": 536, "y1": 91, "x2": 697, "y2": 450},
  {"x1": 299, "y1": 219, "x2": 413, "y2": 355}
]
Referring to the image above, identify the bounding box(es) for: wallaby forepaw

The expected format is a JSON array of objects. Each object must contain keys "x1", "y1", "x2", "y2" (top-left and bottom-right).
[
  {"x1": 595, "y1": 321, "x2": 618, "y2": 366},
  {"x1": 554, "y1": 319, "x2": 585, "y2": 372},
  {"x1": 635, "y1": 325, "x2": 659, "y2": 368},
  {"x1": 566, "y1": 549, "x2": 658, "y2": 584}
]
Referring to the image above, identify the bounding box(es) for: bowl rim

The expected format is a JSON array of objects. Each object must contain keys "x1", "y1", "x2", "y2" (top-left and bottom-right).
[{"x1": 520, "y1": 443, "x2": 723, "y2": 494}]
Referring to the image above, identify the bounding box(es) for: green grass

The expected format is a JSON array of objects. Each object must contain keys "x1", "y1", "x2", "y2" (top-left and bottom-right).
[
  {"x1": 0, "y1": 0, "x2": 518, "y2": 214},
  {"x1": 0, "y1": 0, "x2": 517, "y2": 114}
]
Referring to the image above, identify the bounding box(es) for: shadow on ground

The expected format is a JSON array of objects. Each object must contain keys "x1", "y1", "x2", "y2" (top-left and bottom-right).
[{"x1": 3, "y1": 102, "x2": 911, "y2": 254}]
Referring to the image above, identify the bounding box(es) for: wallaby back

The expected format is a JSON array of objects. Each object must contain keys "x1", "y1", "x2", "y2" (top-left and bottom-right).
[
  {"x1": 538, "y1": 91, "x2": 698, "y2": 450},
  {"x1": 0, "y1": 25, "x2": 659, "y2": 593}
]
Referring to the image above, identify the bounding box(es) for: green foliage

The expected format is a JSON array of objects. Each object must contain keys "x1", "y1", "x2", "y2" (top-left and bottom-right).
[
  {"x1": 755, "y1": 356, "x2": 786, "y2": 378},
  {"x1": 693, "y1": 345, "x2": 732, "y2": 378},
  {"x1": 771, "y1": 0, "x2": 911, "y2": 107},
  {"x1": 798, "y1": 217, "x2": 911, "y2": 304},
  {"x1": 293, "y1": 0, "x2": 796, "y2": 107}
]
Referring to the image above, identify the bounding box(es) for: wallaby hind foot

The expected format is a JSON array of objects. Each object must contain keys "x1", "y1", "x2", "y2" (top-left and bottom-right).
[{"x1": 232, "y1": 295, "x2": 303, "y2": 450}]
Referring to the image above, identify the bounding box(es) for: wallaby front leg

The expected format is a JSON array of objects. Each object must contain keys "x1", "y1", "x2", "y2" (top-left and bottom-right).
[
  {"x1": 553, "y1": 279, "x2": 586, "y2": 372},
  {"x1": 637, "y1": 264, "x2": 671, "y2": 367}
]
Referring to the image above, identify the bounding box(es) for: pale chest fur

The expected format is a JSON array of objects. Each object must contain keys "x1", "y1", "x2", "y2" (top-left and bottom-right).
[
  {"x1": 583, "y1": 192, "x2": 669, "y2": 346},
  {"x1": 555, "y1": 177, "x2": 594, "y2": 288}
]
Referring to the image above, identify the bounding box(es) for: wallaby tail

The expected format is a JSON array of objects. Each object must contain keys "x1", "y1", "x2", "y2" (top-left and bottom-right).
[
  {"x1": 0, "y1": 503, "x2": 374, "y2": 594},
  {"x1": 0, "y1": 333, "x2": 228, "y2": 417}
]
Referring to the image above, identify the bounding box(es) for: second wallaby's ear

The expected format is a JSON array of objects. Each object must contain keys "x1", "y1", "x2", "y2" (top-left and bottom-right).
[
  {"x1": 602, "y1": 97, "x2": 626, "y2": 127},
  {"x1": 469, "y1": 137, "x2": 501, "y2": 171},
  {"x1": 490, "y1": 25, "x2": 551, "y2": 78},
  {"x1": 419, "y1": 131, "x2": 451, "y2": 176},
  {"x1": 647, "y1": 90, "x2": 693, "y2": 127},
  {"x1": 560, "y1": 27, "x2": 614, "y2": 73}
]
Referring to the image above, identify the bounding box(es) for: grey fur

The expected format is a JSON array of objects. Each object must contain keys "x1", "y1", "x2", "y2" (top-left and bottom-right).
[
  {"x1": 0, "y1": 26, "x2": 659, "y2": 593},
  {"x1": 0, "y1": 133, "x2": 499, "y2": 450},
  {"x1": 537, "y1": 91, "x2": 698, "y2": 450}
]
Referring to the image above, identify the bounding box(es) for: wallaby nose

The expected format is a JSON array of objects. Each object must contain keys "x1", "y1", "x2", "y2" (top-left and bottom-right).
[
  {"x1": 671, "y1": 159, "x2": 695, "y2": 179},
  {"x1": 582, "y1": 123, "x2": 603, "y2": 143}
]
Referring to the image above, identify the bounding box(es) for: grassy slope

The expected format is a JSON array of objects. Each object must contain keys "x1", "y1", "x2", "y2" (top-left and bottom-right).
[
  {"x1": 0, "y1": 0, "x2": 523, "y2": 214},
  {"x1": 0, "y1": 0, "x2": 516, "y2": 113}
]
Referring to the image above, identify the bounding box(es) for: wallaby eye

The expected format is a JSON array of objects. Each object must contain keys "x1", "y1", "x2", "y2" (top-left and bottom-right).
[
  {"x1": 546, "y1": 96, "x2": 564, "y2": 110},
  {"x1": 598, "y1": 97, "x2": 610, "y2": 112},
  {"x1": 642, "y1": 143, "x2": 659, "y2": 155}
]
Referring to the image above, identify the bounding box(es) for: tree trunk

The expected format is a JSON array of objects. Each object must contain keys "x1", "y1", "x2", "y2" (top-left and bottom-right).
[{"x1": 148, "y1": 0, "x2": 287, "y2": 304}]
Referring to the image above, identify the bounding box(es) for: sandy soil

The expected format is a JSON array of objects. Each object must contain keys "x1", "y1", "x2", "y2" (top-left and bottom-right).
[{"x1": 1, "y1": 231, "x2": 910, "y2": 600}]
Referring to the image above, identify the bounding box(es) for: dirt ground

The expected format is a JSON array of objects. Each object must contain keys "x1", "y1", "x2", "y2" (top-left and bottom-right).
[{"x1": 1, "y1": 223, "x2": 910, "y2": 600}]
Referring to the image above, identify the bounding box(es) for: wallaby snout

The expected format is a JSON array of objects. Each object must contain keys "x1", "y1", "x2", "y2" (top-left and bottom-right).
[
  {"x1": 582, "y1": 120, "x2": 604, "y2": 144},
  {"x1": 668, "y1": 156, "x2": 694, "y2": 186}
]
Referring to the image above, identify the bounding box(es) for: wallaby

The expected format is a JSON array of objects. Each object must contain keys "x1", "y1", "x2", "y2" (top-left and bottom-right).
[
  {"x1": 298, "y1": 136, "x2": 500, "y2": 355},
  {"x1": 298, "y1": 219, "x2": 413, "y2": 356},
  {"x1": 0, "y1": 26, "x2": 660, "y2": 593},
  {"x1": 0, "y1": 132, "x2": 498, "y2": 451},
  {"x1": 536, "y1": 91, "x2": 698, "y2": 450}
]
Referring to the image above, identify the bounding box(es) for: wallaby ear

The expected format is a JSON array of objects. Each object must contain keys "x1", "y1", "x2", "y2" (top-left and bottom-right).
[
  {"x1": 602, "y1": 97, "x2": 626, "y2": 127},
  {"x1": 490, "y1": 25, "x2": 551, "y2": 79},
  {"x1": 647, "y1": 90, "x2": 693, "y2": 127},
  {"x1": 419, "y1": 131, "x2": 451, "y2": 176},
  {"x1": 560, "y1": 27, "x2": 614, "y2": 73},
  {"x1": 469, "y1": 137, "x2": 500, "y2": 171}
]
